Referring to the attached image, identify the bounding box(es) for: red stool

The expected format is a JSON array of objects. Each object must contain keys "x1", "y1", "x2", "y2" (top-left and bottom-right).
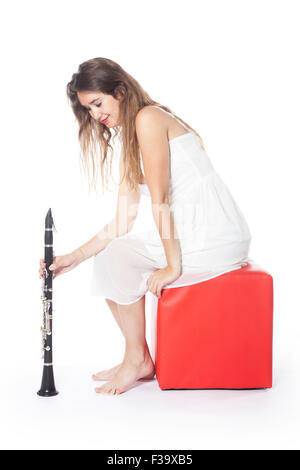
[{"x1": 149, "y1": 260, "x2": 273, "y2": 390}]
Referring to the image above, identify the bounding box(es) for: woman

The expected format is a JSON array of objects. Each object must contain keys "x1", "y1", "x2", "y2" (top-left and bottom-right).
[{"x1": 39, "y1": 57, "x2": 252, "y2": 395}]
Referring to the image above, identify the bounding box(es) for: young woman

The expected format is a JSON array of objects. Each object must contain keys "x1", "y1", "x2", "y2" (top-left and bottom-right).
[{"x1": 39, "y1": 57, "x2": 252, "y2": 395}]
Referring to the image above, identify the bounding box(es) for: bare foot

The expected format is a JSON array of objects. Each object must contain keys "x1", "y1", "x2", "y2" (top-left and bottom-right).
[
  {"x1": 92, "y1": 364, "x2": 121, "y2": 381},
  {"x1": 92, "y1": 362, "x2": 155, "y2": 382},
  {"x1": 95, "y1": 353, "x2": 155, "y2": 395}
]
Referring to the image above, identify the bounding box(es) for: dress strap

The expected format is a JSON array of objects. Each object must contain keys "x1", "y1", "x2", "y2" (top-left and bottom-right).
[
  {"x1": 151, "y1": 105, "x2": 190, "y2": 131},
  {"x1": 151, "y1": 105, "x2": 205, "y2": 151}
]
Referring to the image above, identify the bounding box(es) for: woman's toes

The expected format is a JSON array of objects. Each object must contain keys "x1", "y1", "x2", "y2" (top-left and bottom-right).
[
  {"x1": 92, "y1": 373, "x2": 107, "y2": 381},
  {"x1": 95, "y1": 383, "x2": 113, "y2": 394},
  {"x1": 92, "y1": 364, "x2": 121, "y2": 381}
]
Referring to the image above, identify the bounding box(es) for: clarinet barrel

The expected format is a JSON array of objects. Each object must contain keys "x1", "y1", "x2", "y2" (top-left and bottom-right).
[{"x1": 37, "y1": 208, "x2": 59, "y2": 397}]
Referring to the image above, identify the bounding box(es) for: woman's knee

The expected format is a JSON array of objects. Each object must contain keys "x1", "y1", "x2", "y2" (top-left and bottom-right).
[{"x1": 105, "y1": 298, "x2": 118, "y2": 308}]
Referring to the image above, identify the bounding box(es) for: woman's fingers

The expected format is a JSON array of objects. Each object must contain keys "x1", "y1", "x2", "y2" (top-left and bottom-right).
[
  {"x1": 39, "y1": 255, "x2": 75, "y2": 280},
  {"x1": 39, "y1": 258, "x2": 45, "y2": 278},
  {"x1": 39, "y1": 259, "x2": 44, "y2": 278},
  {"x1": 39, "y1": 258, "x2": 55, "y2": 279},
  {"x1": 147, "y1": 280, "x2": 160, "y2": 298},
  {"x1": 147, "y1": 278, "x2": 162, "y2": 298}
]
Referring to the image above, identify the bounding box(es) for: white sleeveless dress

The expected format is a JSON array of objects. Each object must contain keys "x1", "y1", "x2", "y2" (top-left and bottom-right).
[{"x1": 91, "y1": 106, "x2": 252, "y2": 305}]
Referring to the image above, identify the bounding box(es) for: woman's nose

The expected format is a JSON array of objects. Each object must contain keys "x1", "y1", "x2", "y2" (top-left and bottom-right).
[{"x1": 91, "y1": 110, "x2": 100, "y2": 120}]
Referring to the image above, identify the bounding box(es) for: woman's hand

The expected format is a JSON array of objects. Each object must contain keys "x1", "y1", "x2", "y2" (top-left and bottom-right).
[
  {"x1": 147, "y1": 266, "x2": 182, "y2": 298},
  {"x1": 39, "y1": 252, "x2": 80, "y2": 280}
]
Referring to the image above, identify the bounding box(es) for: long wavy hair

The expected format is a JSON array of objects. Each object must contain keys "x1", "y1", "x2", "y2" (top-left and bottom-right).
[{"x1": 66, "y1": 57, "x2": 205, "y2": 196}]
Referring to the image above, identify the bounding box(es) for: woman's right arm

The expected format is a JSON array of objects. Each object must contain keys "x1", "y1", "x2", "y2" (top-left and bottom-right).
[{"x1": 39, "y1": 156, "x2": 141, "y2": 278}]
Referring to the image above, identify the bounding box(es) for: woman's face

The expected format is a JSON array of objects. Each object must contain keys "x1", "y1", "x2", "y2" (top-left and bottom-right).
[{"x1": 77, "y1": 90, "x2": 121, "y2": 127}]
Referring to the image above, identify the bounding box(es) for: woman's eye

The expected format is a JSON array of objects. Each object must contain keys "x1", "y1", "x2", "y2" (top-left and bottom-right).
[{"x1": 86, "y1": 103, "x2": 102, "y2": 111}]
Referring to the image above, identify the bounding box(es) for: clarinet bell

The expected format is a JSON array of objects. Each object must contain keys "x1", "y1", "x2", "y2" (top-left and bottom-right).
[{"x1": 37, "y1": 365, "x2": 59, "y2": 397}]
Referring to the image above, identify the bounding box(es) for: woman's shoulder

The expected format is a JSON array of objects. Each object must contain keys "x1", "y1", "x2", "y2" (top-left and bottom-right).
[
  {"x1": 135, "y1": 105, "x2": 171, "y2": 136},
  {"x1": 136, "y1": 105, "x2": 166, "y2": 122}
]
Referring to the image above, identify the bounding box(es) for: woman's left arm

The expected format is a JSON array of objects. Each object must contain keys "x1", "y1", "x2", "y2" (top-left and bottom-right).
[{"x1": 135, "y1": 107, "x2": 182, "y2": 296}]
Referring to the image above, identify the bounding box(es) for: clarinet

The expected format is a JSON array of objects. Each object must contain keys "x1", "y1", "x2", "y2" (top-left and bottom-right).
[{"x1": 37, "y1": 208, "x2": 59, "y2": 397}]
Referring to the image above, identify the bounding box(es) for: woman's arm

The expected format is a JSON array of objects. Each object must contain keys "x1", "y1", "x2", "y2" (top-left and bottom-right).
[
  {"x1": 72, "y1": 155, "x2": 141, "y2": 263},
  {"x1": 135, "y1": 107, "x2": 182, "y2": 272}
]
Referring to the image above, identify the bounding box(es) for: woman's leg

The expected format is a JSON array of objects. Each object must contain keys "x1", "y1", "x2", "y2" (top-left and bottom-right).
[
  {"x1": 105, "y1": 298, "x2": 125, "y2": 335},
  {"x1": 92, "y1": 298, "x2": 125, "y2": 381},
  {"x1": 95, "y1": 295, "x2": 155, "y2": 395},
  {"x1": 92, "y1": 297, "x2": 155, "y2": 382}
]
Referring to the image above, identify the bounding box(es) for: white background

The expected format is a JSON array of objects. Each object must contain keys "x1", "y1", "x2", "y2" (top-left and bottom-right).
[{"x1": 0, "y1": 0, "x2": 299, "y2": 450}]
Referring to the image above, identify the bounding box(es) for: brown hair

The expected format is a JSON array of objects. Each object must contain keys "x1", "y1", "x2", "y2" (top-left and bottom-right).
[{"x1": 66, "y1": 57, "x2": 205, "y2": 196}]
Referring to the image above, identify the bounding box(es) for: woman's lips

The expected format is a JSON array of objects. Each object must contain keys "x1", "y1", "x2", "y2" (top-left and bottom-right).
[{"x1": 101, "y1": 115, "x2": 109, "y2": 124}]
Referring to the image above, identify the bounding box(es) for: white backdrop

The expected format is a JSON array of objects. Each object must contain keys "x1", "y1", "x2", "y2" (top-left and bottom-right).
[{"x1": 1, "y1": 0, "x2": 299, "y2": 450}]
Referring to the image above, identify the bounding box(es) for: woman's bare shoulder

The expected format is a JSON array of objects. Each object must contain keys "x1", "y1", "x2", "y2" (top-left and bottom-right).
[
  {"x1": 135, "y1": 105, "x2": 169, "y2": 133},
  {"x1": 136, "y1": 105, "x2": 167, "y2": 122}
]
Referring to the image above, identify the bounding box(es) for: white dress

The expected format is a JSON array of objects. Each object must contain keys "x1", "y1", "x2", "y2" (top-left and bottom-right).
[{"x1": 91, "y1": 106, "x2": 252, "y2": 305}]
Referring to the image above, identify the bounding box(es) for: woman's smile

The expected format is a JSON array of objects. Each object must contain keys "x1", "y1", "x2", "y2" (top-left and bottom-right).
[{"x1": 101, "y1": 115, "x2": 109, "y2": 124}]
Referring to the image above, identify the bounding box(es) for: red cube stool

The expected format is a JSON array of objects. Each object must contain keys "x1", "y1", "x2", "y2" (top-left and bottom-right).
[{"x1": 148, "y1": 260, "x2": 273, "y2": 390}]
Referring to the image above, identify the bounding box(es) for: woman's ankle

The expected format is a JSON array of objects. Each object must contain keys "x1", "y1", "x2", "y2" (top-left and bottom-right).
[{"x1": 124, "y1": 344, "x2": 149, "y2": 364}]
